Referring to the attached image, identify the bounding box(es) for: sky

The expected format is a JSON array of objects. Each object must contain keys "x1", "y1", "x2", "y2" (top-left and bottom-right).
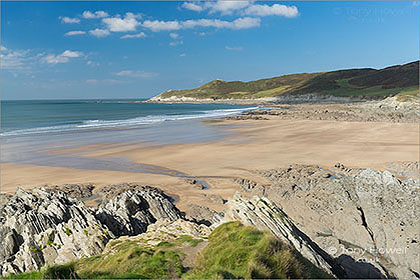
[{"x1": 1, "y1": 1, "x2": 419, "y2": 100}]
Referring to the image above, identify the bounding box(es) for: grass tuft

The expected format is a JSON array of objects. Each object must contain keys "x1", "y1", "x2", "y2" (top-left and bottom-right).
[
  {"x1": 6, "y1": 222, "x2": 332, "y2": 279},
  {"x1": 184, "y1": 221, "x2": 332, "y2": 279}
]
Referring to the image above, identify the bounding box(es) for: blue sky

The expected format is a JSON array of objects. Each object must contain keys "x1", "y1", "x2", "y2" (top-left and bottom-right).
[{"x1": 1, "y1": 1, "x2": 419, "y2": 100}]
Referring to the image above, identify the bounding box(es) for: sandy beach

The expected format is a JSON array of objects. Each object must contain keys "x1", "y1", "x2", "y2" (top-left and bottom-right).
[{"x1": 2, "y1": 114, "x2": 418, "y2": 212}]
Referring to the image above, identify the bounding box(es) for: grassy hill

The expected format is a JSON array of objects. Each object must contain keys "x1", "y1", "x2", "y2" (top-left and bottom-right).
[
  {"x1": 5, "y1": 222, "x2": 331, "y2": 279},
  {"x1": 154, "y1": 61, "x2": 418, "y2": 100}
]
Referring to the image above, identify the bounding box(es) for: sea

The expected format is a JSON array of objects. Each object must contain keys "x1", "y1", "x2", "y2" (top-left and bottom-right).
[{"x1": 0, "y1": 99, "x2": 256, "y2": 173}]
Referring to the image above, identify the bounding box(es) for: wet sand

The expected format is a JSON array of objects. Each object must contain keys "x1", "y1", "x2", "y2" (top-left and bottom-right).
[{"x1": 1, "y1": 117, "x2": 418, "y2": 212}]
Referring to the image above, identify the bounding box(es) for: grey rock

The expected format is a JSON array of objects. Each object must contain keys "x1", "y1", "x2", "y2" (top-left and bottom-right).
[
  {"x1": 0, "y1": 184, "x2": 183, "y2": 276},
  {"x1": 186, "y1": 204, "x2": 224, "y2": 226},
  {"x1": 0, "y1": 187, "x2": 112, "y2": 275},
  {"x1": 44, "y1": 184, "x2": 95, "y2": 200},
  {"x1": 232, "y1": 177, "x2": 265, "y2": 193},
  {"x1": 223, "y1": 193, "x2": 344, "y2": 277},
  {"x1": 96, "y1": 184, "x2": 182, "y2": 236},
  {"x1": 254, "y1": 164, "x2": 420, "y2": 279}
]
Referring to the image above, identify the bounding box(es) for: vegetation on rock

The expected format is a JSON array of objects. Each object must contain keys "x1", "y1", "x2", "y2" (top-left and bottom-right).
[
  {"x1": 5, "y1": 222, "x2": 331, "y2": 279},
  {"x1": 185, "y1": 221, "x2": 332, "y2": 279}
]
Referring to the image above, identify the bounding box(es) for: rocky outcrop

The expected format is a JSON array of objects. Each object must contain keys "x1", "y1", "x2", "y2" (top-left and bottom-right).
[
  {"x1": 232, "y1": 177, "x2": 266, "y2": 193},
  {"x1": 104, "y1": 218, "x2": 211, "y2": 251},
  {"x1": 96, "y1": 184, "x2": 182, "y2": 236},
  {"x1": 252, "y1": 164, "x2": 420, "y2": 279},
  {"x1": 0, "y1": 184, "x2": 183, "y2": 276},
  {"x1": 223, "y1": 193, "x2": 345, "y2": 278},
  {"x1": 186, "y1": 204, "x2": 223, "y2": 226},
  {"x1": 43, "y1": 184, "x2": 95, "y2": 200},
  {"x1": 0, "y1": 187, "x2": 112, "y2": 275},
  {"x1": 226, "y1": 98, "x2": 419, "y2": 123}
]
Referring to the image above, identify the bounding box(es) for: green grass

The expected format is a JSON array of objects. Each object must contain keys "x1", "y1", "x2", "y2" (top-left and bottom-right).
[
  {"x1": 184, "y1": 221, "x2": 332, "y2": 279},
  {"x1": 5, "y1": 223, "x2": 333, "y2": 279},
  {"x1": 335, "y1": 78, "x2": 365, "y2": 89},
  {"x1": 4, "y1": 264, "x2": 79, "y2": 279},
  {"x1": 395, "y1": 86, "x2": 419, "y2": 101},
  {"x1": 76, "y1": 246, "x2": 184, "y2": 279},
  {"x1": 175, "y1": 235, "x2": 204, "y2": 247},
  {"x1": 325, "y1": 85, "x2": 407, "y2": 97}
]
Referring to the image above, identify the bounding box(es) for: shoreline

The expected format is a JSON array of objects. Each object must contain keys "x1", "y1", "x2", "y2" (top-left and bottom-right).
[{"x1": 2, "y1": 100, "x2": 419, "y2": 212}]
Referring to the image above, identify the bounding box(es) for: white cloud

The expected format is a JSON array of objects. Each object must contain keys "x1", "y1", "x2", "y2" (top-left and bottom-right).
[
  {"x1": 179, "y1": 53, "x2": 186, "y2": 57},
  {"x1": 169, "y1": 40, "x2": 183, "y2": 47},
  {"x1": 169, "y1": 32, "x2": 179, "y2": 39},
  {"x1": 120, "y1": 32, "x2": 146, "y2": 39},
  {"x1": 244, "y1": 4, "x2": 299, "y2": 17},
  {"x1": 180, "y1": 1, "x2": 299, "y2": 18},
  {"x1": 207, "y1": 0, "x2": 251, "y2": 15},
  {"x1": 142, "y1": 20, "x2": 181, "y2": 32},
  {"x1": 143, "y1": 17, "x2": 260, "y2": 32},
  {"x1": 1, "y1": 49, "x2": 30, "y2": 69},
  {"x1": 86, "y1": 60, "x2": 100, "y2": 66},
  {"x1": 41, "y1": 50, "x2": 83, "y2": 64},
  {"x1": 102, "y1": 13, "x2": 140, "y2": 32},
  {"x1": 60, "y1": 16, "x2": 80, "y2": 24},
  {"x1": 42, "y1": 54, "x2": 69, "y2": 64},
  {"x1": 82, "y1": 10, "x2": 109, "y2": 19},
  {"x1": 61, "y1": 50, "x2": 83, "y2": 58},
  {"x1": 182, "y1": 1, "x2": 251, "y2": 15},
  {"x1": 115, "y1": 70, "x2": 159, "y2": 78},
  {"x1": 225, "y1": 46, "x2": 243, "y2": 51},
  {"x1": 89, "y1": 28, "x2": 110, "y2": 37},
  {"x1": 182, "y1": 2, "x2": 204, "y2": 12},
  {"x1": 229, "y1": 17, "x2": 261, "y2": 29},
  {"x1": 183, "y1": 17, "x2": 260, "y2": 29},
  {"x1": 65, "y1": 30, "x2": 86, "y2": 36}
]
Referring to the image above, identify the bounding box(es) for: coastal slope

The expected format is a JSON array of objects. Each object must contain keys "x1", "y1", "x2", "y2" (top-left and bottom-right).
[{"x1": 150, "y1": 61, "x2": 418, "y2": 103}]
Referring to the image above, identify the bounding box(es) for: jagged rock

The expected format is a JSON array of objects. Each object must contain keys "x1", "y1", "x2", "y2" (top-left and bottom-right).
[
  {"x1": 229, "y1": 99, "x2": 419, "y2": 123},
  {"x1": 334, "y1": 163, "x2": 353, "y2": 173},
  {"x1": 104, "y1": 218, "x2": 211, "y2": 251},
  {"x1": 44, "y1": 184, "x2": 95, "y2": 200},
  {"x1": 232, "y1": 177, "x2": 265, "y2": 193},
  {"x1": 223, "y1": 193, "x2": 345, "y2": 278},
  {"x1": 0, "y1": 184, "x2": 183, "y2": 276},
  {"x1": 0, "y1": 187, "x2": 113, "y2": 275},
  {"x1": 96, "y1": 184, "x2": 183, "y2": 236},
  {"x1": 186, "y1": 204, "x2": 224, "y2": 226},
  {"x1": 255, "y1": 164, "x2": 420, "y2": 279},
  {"x1": 0, "y1": 193, "x2": 12, "y2": 206}
]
